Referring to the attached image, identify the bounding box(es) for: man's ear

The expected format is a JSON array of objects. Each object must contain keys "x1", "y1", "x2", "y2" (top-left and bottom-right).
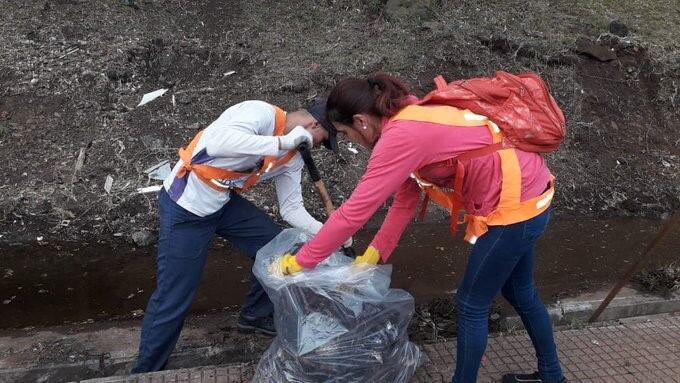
[
  {"x1": 307, "y1": 120, "x2": 321, "y2": 130},
  {"x1": 352, "y1": 114, "x2": 367, "y2": 128}
]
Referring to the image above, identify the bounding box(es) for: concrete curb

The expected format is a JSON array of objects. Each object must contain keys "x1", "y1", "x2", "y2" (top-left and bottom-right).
[
  {"x1": 0, "y1": 345, "x2": 256, "y2": 383},
  {"x1": 2, "y1": 287, "x2": 678, "y2": 382},
  {"x1": 0, "y1": 315, "x2": 268, "y2": 383},
  {"x1": 504, "y1": 286, "x2": 680, "y2": 329}
]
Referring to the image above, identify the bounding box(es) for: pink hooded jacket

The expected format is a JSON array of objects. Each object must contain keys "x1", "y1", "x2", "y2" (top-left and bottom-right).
[{"x1": 294, "y1": 102, "x2": 551, "y2": 268}]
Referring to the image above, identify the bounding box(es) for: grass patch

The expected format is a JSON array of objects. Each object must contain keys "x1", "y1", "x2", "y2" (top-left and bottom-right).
[
  {"x1": 634, "y1": 263, "x2": 680, "y2": 298},
  {"x1": 0, "y1": 122, "x2": 8, "y2": 139}
]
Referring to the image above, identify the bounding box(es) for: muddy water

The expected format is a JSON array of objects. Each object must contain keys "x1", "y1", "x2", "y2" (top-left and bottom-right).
[{"x1": 1, "y1": 218, "x2": 678, "y2": 329}]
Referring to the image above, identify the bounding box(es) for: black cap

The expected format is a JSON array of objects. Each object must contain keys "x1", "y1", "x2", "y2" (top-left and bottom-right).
[{"x1": 305, "y1": 101, "x2": 338, "y2": 152}]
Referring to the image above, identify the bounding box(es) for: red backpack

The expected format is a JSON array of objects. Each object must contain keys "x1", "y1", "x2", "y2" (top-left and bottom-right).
[
  {"x1": 419, "y1": 71, "x2": 566, "y2": 153},
  {"x1": 412, "y1": 72, "x2": 566, "y2": 232}
]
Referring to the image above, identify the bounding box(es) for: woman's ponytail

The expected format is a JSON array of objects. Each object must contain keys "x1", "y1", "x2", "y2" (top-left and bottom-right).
[
  {"x1": 366, "y1": 73, "x2": 410, "y2": 118},
  {"x1": 327, "y1": 73, "x2": 410, "y2": 124}
]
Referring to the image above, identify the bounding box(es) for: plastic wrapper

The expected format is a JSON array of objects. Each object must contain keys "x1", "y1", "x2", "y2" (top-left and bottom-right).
[{"x1": 252, "y1": 229, "x2": 422, "y2": 383}]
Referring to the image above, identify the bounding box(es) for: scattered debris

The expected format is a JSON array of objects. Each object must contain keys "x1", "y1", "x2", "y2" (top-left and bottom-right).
[
  {"x1": 137, "y1": 89, "x2": 168, "y2": 107},
  {"x1": 0, "y1": 122, "x2": 9, "y2": 139},
  {"x1": 384, "y1": 0, "x2": 434, "y2": 22},
  {"x1": 136, "y1": 185, "x2": 163, "y2": 194},
  {"x1": 609, "y1": 20, "x2": 629, "y2": 37},
  {"x1": 634, "y1": 264, "x2": 680, "y2": 298},
  {"x1": 74, "y1": 148, "x2": 86, "y2": 172},
  {"x1": 131, "y1": 230, "x2": 156, "y2": 247},
  {"x1": 347, "y1": 144, "x2": 358, "y2": 154},
  {"x1": 224, "y1": 70, "x2": 236, "y2": 76},
  {"x1": 144, "y1": 160, "x2": 171, "y2": 181},
  {"x1": 176, "y1": 94, "x2": 194, "y2": 105},
  {"x1": 131, "y1": 309, "x2": 144, "y2": 317},
  {"x1": 57, "y1": 47, "x2": 80, "y2": 60},
  {"x1": 408, "y1": 296, "x2": 503, "y2": 342},
  {"x1": 141, "y1": 135, "x2": 165, "y2": 150},
  {"x1": 3, "y1": 296, "x2": 16, "y2": 305},
  {"x1": 104, "y1": 175, "x2": 114, "y2": 193},
  {"x1": 575, "y1": 38, "x2": 617, "y2": 61},
  {"x1": 116, "y1": 140, "x2": 126, "y2": 154},
  {"x1": 36, "y1": 236, "x2": 44, "y2": 242},
  {"x1": 71, "y1": 147, "x2": 87, "y2": 184}
]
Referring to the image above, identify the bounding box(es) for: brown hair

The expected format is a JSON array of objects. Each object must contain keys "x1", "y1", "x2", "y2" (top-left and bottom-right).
[{"x1": 326, "y1": 73, "x2": 410, "y2": 124}]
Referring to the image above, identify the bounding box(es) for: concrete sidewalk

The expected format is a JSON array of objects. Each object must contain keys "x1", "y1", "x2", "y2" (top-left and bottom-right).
[{"x1": 85, "y1": 313, "x2": 680, "y2": 383}]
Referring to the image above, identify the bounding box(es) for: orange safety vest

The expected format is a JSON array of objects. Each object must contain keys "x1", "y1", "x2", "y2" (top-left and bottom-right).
[
  {"x1": 176, "y1": 105, "x2": 297, "y2": 193},
  {"x1": 390, "y1": 104, "x2": 555, "y2": 244}
]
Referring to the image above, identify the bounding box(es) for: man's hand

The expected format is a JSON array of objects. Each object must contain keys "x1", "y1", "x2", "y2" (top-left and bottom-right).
[
  {"x1": 352, "y1": 246, "x2": 380, "y2": 266},
  {"x1": 278, "y1": 254, "x2": 304, "y2": 276},
  {"x1": 279, "y1": 126, "x2": 313, "y2": 150}
]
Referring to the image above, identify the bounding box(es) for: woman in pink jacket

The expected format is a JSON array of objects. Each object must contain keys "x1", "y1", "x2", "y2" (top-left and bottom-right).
[{"x1": 278, "y1": 74, "x2": 566, "y2": 383}]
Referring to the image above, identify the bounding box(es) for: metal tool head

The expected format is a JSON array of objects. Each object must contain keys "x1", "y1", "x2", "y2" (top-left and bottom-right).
[{"x1": 297, "y1": 142, "x2": 321, "y2": 182}]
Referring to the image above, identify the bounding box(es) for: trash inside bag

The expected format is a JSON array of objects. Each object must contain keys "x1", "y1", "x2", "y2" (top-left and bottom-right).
[{"x1": 252, "y1": 229, "x2": 422, "y2": 383}]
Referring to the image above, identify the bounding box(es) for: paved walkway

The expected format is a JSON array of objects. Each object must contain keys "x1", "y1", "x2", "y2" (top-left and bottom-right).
[{"x1": 87, "y1": 314, "x2": 680, "y2": 383}]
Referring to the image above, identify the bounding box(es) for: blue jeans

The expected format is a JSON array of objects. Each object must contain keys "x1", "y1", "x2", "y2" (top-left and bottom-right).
[
  {"x1": 452, "y1": 209, "x2": 564, "y2": 383},
  {"x1": 132, "y1": 189, "x2": 281, "y2": 373}
]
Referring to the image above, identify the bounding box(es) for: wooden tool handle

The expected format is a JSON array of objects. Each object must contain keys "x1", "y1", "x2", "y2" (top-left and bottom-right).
[{"x1": 315, "y1": 180, "x2": 335, "y2": 217}]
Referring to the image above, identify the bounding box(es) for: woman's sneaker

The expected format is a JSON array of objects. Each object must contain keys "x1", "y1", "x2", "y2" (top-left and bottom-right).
[
  {"x1": 501, "y1": 372, "x2": 567, "y2": 382},
  {"x1": 237, "y1": 314, "x2": 276, "y2": 336}
]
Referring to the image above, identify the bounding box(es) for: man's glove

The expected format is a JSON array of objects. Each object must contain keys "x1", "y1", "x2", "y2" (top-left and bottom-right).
[
  {"x1": 352, "y1": 246, "x2": 380, "y2": 265},
  {"x1": 343, "y1": 237, "x2": 353, "y2": 248},
  {"x1": 279, "y1": 126, "x2": 313, "y2": 150},
  {"x1": 278, "y1": 254, "x2": 304, "y2": 276}
]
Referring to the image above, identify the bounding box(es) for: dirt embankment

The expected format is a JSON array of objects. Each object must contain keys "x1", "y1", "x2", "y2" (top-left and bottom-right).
[{"x1": 0, "y1": 0, "x2": 678, "y2": 247}]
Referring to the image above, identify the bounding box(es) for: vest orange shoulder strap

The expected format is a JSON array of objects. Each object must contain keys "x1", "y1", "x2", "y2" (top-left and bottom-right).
[{"x1": 177, "y1": 105, "x2": 297, "y2": 193}]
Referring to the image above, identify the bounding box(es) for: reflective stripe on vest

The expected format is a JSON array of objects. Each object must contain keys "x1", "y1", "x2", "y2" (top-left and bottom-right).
[
  {"x1": 176, "y1": 105, "x2": 296, "y2": 193},
  {"x1": 391, "y1": 104, "x2": 555, "y2": 244}
]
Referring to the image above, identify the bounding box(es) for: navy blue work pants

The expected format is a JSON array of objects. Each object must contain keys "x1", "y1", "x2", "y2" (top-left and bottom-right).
[{"x1": 132, "y1": 189, "x2": 280, "y2": 373}]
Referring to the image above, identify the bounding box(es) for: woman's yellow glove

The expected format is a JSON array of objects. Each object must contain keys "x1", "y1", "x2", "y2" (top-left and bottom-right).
[
  {"x1": 352, "y1": 246, "x2": 380, "y2": 265},
  {"x1": 279, "y1": 254, "x2": 304, "y2": 276}
]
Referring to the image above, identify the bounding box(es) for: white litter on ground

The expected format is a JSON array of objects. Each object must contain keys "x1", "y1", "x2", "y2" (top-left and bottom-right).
[
  {"x1": 137, "y1": 89, "x2": 168, "y2": 107},
  {"x1": 144, "y1": 160, "x2": 172, "y2": 181},
  {"x1": 136, "y1": 185, "x2": 163, "y2": 194}
]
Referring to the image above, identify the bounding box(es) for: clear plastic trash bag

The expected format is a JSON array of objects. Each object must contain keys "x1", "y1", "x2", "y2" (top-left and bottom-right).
[{"x1": 252, "y1": 229, "x2": 422, "y2": 383}]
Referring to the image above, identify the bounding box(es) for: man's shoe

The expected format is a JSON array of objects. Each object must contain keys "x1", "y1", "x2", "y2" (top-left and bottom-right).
[
  {"x1": 237, "y1": 314, "x2": 276, "y2": 336},
  {"x1": 501, "y1": 372, "x2": 567, "y2": 383}
]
